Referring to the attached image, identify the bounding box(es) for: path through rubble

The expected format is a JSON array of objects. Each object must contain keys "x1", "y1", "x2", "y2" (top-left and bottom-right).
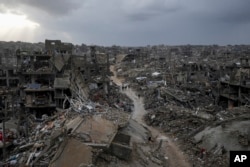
[
  {"x1": 124, "y1": 89, "x2": 190, "y2": 167},
  {"x1": 111, "y1": 65, "x2": 191, "y2": 167}
]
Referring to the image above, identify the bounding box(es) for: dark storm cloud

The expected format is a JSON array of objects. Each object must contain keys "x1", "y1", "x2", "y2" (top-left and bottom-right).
[
  {"x1": 121, "y1": 0, "x2": 182, "y2": 21},
  {"x1": 0, "y1": 0, "x2": 82, "y2": 15},
  {"x1": 218, "y1": 2, "x2": 250, "y2": 24},
  {"x1": 126, "y1": 7, "x2": 180, "y2": 21},
  {"x1": 24, "y1": 0, "x2": 82, "y2": 15},
  {"x1": 1, "y1": 0, "x2": 250, "y2": 45},
  {"x1": 188, "y1": 0, "x2": 250, "y2": 24}
]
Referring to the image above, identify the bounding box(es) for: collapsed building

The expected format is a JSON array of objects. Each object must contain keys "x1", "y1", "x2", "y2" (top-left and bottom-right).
[
  {"x1": 0, "y1": 40, "x2": 134, "y2": 166},
  {"x1": 219, "y1": 56, "x2": 250, "y2": 108},
  {"x1": 116, "y1": 45, "x2": 250, "y2": 167},
  {"x1": 1, "y1": 41, "x2": 250, "y2": 166}
]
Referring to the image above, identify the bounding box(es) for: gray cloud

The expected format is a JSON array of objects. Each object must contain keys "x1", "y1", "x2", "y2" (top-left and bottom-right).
[
  {"x1": 121, "y1": 0, "x2": 182, "y2": 21},
  {"x1": 0, "y1": 4, "x2": 7, "y2": 13},
  {"x1": 186, "y1": 0, "x2": 250, "y2": 24},
  {"x1": 125, "y1": 7, "x2": 180, "y2": 21},
  {"x1": 0, "y1": 0, "x2": 82, "y2": 15},
  {"x1": 23, "y1": 0, "x2": 82, "y2": 15},
  {"x1": 0, "y1": 0, "x2": 250, "y2": 45}
]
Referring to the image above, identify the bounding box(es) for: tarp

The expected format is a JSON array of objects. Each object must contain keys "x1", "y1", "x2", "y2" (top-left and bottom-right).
[
  {"x1": 152, "y1": 72, "x2": 161, "y2": 76},
  {"x1": 136, "y1": 77, "x2": 147, "y2": 81},
  {"x1": 28, "y1": 83, "x2": 41, "y2": 89}
]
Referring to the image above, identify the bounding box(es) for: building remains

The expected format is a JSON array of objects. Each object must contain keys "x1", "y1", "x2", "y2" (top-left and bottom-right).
[{"x1": 0, "y1": 41, "x2": 250, "y2": 167}]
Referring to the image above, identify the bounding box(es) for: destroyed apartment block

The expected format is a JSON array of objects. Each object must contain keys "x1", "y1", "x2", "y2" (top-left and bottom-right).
[
  {"x1": 16, "y1": 48, "x2": 56, "y2": 117},
  {"x1": 45, "y1": 39, "x2": 73, "y2": 55},
  {"x1": 0, "y1": 39, "x2": 135, "y2": 166},
  {"x1": 47, "y1": 40, "x2": 73, "y2": 109},
  {"x1": 218, "y1": 56, "x2": 250, "y2": 108},
  {"x1": 72, "y1": 46, "x2": 110, "y2": 96},
  {"x1": 54, "y1": 77, "x2": 71, "y2": 108},
  {"x1": 0, "y1": 49, "x2": 19, "y2": 88}
]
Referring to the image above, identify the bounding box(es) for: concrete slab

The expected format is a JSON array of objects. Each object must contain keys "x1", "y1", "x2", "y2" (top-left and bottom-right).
[
  {"x1": 120, "y1": 119, "x2": 149, "y2": 142},
  {"x1": 50, "y1": 138, "x2": 92, "y2": 167},
  {"x1": 65, "y1": 116, "x2": 84, "y2": 133},
  {"x1": 75, "y1": 115, "x2": 117, "y2": 147}
]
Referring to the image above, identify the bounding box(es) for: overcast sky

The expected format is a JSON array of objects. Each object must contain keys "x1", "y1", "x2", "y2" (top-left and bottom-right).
[{"x1": 0, "y1": 0, "x2": 250, "y2": 46}]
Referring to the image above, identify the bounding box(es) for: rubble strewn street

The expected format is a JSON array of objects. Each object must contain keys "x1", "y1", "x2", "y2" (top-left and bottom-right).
[
  {"x1": 115, "y1": 45, "x2": 250, "y2": 167},
  {"x1": 0, "y1": 41, "x2": 250, "y2": 167}
]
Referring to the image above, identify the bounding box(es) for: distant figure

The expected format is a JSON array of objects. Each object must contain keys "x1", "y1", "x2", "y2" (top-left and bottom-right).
[
  {"x1": 148, "y1": 136, "x2": 152, "y2": 142},
  {"x1": 200, "y1": 148, "x2": 206, "y2": 159},
  {"x1": 221, "y1": 145, "x2": 226, "y2": 154},
  {"x1": 138, "y1": 94, "x2": 141, "y2": 99}
]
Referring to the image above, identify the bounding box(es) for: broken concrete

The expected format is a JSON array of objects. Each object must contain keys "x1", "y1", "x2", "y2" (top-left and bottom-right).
[{"x1": 1, "y1": 41, "x2": 250, "y2": 167}]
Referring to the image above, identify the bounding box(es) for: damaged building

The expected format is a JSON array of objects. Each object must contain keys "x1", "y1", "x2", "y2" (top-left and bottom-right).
[
  {"x1": 17, "y1": 45, "x2": 56, "y2": 117},
  {"x1": 1, "y1": 41, "x2": 250, "y2": 167},
  {"x1": 0, "y1": 40, "x2": 134, "y2": 166},
  {"x1": 219, "y1": 56, "x2": 250, "y2": 108},
  {"x1": 0, "y1": 49, "x2": 19, "y2": 88},
  {"x1": 115, "y1": 44, "x2": 250, "y2": 167}
]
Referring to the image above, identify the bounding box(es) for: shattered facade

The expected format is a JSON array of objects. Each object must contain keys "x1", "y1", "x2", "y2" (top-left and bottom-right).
[
  {"x1": 17, "y1": 44, "x2": 56, "y2": 117},
  {"x1": 0, "y1": 49, "x2": 19, "y2": 88},
  {"x1": 0, "y1": 40, "x2": 134, "y2": 166},
  {"x1": 219, "y1": 56, "x2": 250, "y2": 108}
]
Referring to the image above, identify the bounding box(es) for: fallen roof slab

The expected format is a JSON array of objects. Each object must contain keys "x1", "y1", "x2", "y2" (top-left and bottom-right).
[
  {"x1": 75, "y1": 115, "x2": 118, "y2": 148},
  {"x1": 49, "y1": 138, "x2": 93, "y2": 167}
]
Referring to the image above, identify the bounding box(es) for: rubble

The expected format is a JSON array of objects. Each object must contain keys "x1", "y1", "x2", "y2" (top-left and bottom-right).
[
  {"x1": 0, "y1": 40, "x2": 133, "y2": 166},
  {"x1": 115, "y1": 46, "x2": 250, "y2": 166},
  {"x1": 1, "y1": 41, "x2": 250, "y2": 166}
]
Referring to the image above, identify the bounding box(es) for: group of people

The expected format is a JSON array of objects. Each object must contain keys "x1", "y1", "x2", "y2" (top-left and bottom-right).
[{"x1": 121, "y1": 84, "x2": 129, "y2": 90}]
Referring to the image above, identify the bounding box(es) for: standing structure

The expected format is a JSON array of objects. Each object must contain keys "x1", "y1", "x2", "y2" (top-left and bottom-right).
[
  {"x1": 218, "y1": 56, "x2": 250, "y2": 108},
  {"x1": 16, "y1": 49, "x2": 55, "y2": 117},
  {"x1": 16, "y1": 39, "x2": 73, "y2": 116},
  {"x1": 0, "y1": 49, "x2": 19, "y2": 88},
  {"x1": 45, "y1": 40, "x2": 73, "y2": 108}
]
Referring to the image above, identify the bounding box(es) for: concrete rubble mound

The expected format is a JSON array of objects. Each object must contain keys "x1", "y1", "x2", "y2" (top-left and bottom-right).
[
  {"x1": 0, "y1": 41, "x2": 134, "y2": 166},
  {"x1": 1, "y1": 41, "x2": 250, "y2": 167},
  {"x1": 115, "y1": 45, "x2": 250, "y2": 167}
]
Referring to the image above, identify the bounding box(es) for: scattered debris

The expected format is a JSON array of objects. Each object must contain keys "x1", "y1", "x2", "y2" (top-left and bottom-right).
[{"x1": 1, "y1": 41, "x2": 250, "y2": 167}]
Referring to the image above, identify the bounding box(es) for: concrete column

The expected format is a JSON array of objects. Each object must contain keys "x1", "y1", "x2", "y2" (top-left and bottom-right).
[{"x1": 6, "y1": 70, "x2": 9, "y2": 87}]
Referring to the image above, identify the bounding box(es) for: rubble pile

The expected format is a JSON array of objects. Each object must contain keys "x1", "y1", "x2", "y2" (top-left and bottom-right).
[
  {"x1": 115, "y1": 46, "x2": 250, "y2": 166},
  {"x1": 2, "y1": 112, "x2": 67, "y2": 166},
  {"x1": 95, "y1": 136, "x2": 167, "y2": 167},
  {"x1": 145, "y1": 105, "x2": 209, "y2": 139},
  {"x1": 144, "y1": 106, "x2": 250, "y2": 167},
  {"x1": 1, "y1": 76, "x2": 131, "y2": 166},
  {"x1": 1, "y1": 41, "x2": 250, "y2": 166},
  {"x1": 102, "y1": 108, "x2": 130, "y2": 128},
  {"x1": 2, "y1": 105, "x2": 131, "y2": 166},
  {"x1": 90, "y1": 86, "x2": 133, "y2": 113}
]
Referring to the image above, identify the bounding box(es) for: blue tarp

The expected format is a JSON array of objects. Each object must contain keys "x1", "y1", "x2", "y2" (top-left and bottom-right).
[{"x1": 28, "y1": 83, "x2": 41, "y2": 89}]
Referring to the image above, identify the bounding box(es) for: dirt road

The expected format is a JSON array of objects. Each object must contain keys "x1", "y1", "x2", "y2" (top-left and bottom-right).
[
  {"x1": 124, "y1": 89, "x2": 191, "y2": 167},
  {"x1": 110, "y1": 65, "x2": 191, "y2": 167}
]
